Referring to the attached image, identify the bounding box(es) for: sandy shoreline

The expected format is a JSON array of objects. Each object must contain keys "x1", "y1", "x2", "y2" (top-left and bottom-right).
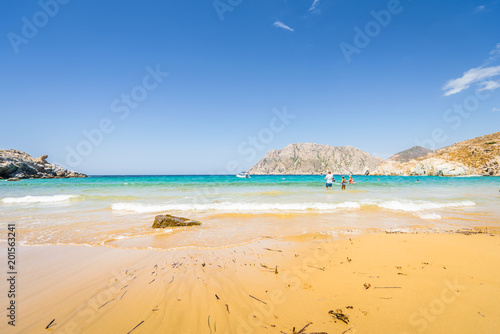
[{"x1": 2, "y1": 230, "x2": 500, "y2": 333}]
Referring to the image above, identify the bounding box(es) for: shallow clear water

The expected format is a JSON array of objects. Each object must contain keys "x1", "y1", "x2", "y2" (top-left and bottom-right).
[{"x1": 1, "y1": 175, "x2": 499, "y2": 249}]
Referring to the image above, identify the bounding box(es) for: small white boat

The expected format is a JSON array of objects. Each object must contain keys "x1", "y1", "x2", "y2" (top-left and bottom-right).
[{"x1": 236, "y1": 172, "x2": 250, "y2": 178}]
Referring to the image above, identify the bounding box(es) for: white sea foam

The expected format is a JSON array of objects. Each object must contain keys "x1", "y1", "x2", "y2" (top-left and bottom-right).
[
  {"x1": 418, "y1": 213, "x2": 442, "y2": 220},
  {"x1": 111, "y1": 201, "x2": 361, "y2": 213},
  {"x1": 378, "y1": 200, "x2": 475, "y2": 212},
  {"x1": 112, "y1": 199, "x2": 475, "y2": 214},
  {"x1": 108, "y1": 230, "x2": 173, "y2": 241},
  {"x1": 1, "y1": 195, "x2": 79, "y2": 204}
]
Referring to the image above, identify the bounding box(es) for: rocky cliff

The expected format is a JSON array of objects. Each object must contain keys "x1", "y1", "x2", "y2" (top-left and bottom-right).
[
  {"x1": 248, "y1": 143, "x2": 383, "y2": 175},
  {"x1": 0, "y1": 150, "x2": 87, "y2": 180},
  {"x1": 374, "y1": 131, "x2": 500, "y2": 176},
  {"x1": 388, "y1": 146, "x2": 433, "y2": 162}
]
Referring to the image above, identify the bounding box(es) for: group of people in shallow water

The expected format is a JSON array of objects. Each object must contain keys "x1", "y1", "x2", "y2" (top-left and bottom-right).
[{"x1": 324, "y1": 171, "x2": 354, "y2": 190}]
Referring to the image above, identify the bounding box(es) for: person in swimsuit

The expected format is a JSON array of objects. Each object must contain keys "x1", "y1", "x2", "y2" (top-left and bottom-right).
[
  {"x1": 349, "y1": 175, "x2": 354, "y2": 184},
  {"x1": 324, "y1": 171, "x2": 334, "y2": 190},
  {"x1": 341, "y1": 176, "x2": 346, "y2": 190}
]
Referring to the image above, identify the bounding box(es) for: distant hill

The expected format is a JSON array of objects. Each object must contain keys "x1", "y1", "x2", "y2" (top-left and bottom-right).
[
  {"x1": 388, "y1": 146, "x2": 433, "y2": 162},
  {"x1": 248, "y1": 143, "x2": 383, "y2": 175},
  {"x1": 375, "y1": 131, "x2": 500, "y2": 176}
]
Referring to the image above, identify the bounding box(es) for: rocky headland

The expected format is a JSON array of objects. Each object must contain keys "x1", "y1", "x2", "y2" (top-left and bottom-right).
[
  {"x1": 248, "y1": 143, "x2": 383, "y2": 175},
  {"x1": 374, "y1": 132, "x2": 500, "y2": 176},
  {"x1": 0, "y1": 149, "x2": 87, "y2": 180}
]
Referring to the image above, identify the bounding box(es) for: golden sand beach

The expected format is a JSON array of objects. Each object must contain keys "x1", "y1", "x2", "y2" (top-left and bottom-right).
[{"x1": 5, "y1": 230, "x2": 499, "y2": 333}]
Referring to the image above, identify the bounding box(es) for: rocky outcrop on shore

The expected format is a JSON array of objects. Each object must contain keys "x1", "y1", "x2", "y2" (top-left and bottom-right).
[
  {"x1": 0, "y1": 149, "x2": 87, "y2": 180},
  {"x1": 374, "y1": 132, "x2": 500, "y2": 176},
  {"x1": 374, "y1": 158, "x2": 473, "y2": 176},
  {"x1": 248, "y1": 143, "x2": 383, "y2": 175}
]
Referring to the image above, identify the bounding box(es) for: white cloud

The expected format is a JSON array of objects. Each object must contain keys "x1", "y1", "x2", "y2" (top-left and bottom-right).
[
  {"x1": 474, "y1": 5, "x2": 485, "y2": 12},
  {"x1": 442, "y1": 65, "x2": 500, "y2": 96},
  {"x1": 442, "y1": 43, "x2": 500, "y2": 96},
  {"x1": 479, "y1": 80, "x2": 500, "y2": 91},
  {"x1": 492, "y1": 107, "x2": 500, "y2": 112},
  {"x1": 487, "y1": 43, "x2": 500, "y2": 64},
  {"x1": 309, "y1": 0, "x2": 320, "y2": 13},
  {"x1": 273, "y1": 21, "x2": 295, "y2": 32}
]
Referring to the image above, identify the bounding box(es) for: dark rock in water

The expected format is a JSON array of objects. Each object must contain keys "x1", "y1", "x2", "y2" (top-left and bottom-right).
[
  {"x1": 153, "y1": 215, "x2": 201, "y2": 228},
  {"x1": 7, "y1": 177, "x2": 20, "y2": 181}
]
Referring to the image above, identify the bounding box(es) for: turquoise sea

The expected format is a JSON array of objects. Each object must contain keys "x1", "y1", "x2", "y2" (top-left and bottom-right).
[{"x1": 1, "y1": 175, "x2": 499, "y2": 249}]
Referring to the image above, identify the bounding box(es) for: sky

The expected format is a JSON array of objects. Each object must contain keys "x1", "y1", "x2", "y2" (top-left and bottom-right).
[{"x1": 1, "y1": 0, "x2": 499, "y2": 175}]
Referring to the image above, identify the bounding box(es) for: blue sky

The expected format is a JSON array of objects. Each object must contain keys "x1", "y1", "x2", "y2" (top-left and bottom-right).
[{"x1": 1, "y1": 0, "x2": 499, "y2": 174}]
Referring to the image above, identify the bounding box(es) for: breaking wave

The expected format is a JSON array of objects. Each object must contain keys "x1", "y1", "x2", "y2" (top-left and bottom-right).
[
  {"x1": 1, "y1": 195, "x2": 79, "y2": 204},
  {"x1": 111, "y1": 201, "x2": 362, "y2": 213},
  {"x1": 111, "y1": 199, "x2": 475, "y2": 213},
  {"x1": 378, "y1": 200, "x2": 475, "y2": 212}
]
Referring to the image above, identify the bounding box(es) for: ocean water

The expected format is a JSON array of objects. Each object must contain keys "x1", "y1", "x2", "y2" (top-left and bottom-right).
[{"x1": 1, "y1": 175, "x2": 499, "y2": 249}]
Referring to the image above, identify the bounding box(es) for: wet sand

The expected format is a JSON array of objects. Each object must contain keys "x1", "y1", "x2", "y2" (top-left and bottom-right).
[{"x1": 3, "y1": 230, "x2": 500, "y2": 333}]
